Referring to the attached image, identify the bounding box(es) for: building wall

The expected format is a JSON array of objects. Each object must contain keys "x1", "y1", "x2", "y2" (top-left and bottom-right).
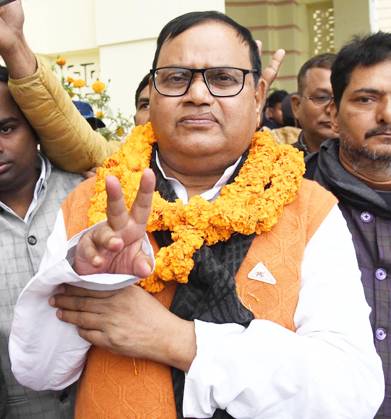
[
  {"x1": 375, "y1": 0, "x2": 391, "y2": 31},
  {"x1": 333, "y1": 0, "x2": 371, "y2": 49},
  {"x1": 226, "y1": 0, "x2": 373, "y2": 93},
  {"x1": 21, "y1": 0, "x2": 225, "y2": 117},
  {"x1": 23, "y1": 0, "x2": 97, "y2": 53},
  {"x1": 226, "y1": 0, "x2": 307, "y2": 92}
]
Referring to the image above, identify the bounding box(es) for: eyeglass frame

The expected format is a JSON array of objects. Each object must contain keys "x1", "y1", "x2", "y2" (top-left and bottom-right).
[
  {"x1": 149, "y1": 66, "x2": 259, "y2": 98},
  {"x1": 301, "y1": 94, "x2": 334, "y2": 106}
]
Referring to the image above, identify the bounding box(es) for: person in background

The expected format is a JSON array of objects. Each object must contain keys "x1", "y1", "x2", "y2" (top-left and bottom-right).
[
  {"x1": 281, "y1": 93, "x2": 297, "y2": 127},
  {"x1": 305, "y1": 32, "x2": 391, "y2": 417},
  {"x1": 271, "y1": 93, "x2": 301, "y2": 145},
  {"x1": 134, "y1": 73, "x2": 150, "y2": 126},
  {"x1": 262, "y1": 89, "x2": 288, "y2": 129},
  {"x1": 291, "y1": 53, "x2": 337, "y2": 156},
  {"x1": 73, "y1": 100, "x2": 106, "y2": 131},
  {"x1": 0, "y1": 64, "x2": 80, "y2": 417}
]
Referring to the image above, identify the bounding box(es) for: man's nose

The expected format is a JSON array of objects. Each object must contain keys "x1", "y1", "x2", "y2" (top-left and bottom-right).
[
  {"x1": 324, "y1": 99, "x2": 333, "y2": 116},
  {"x1": 377, "y1": 94, "x2": 391, "y2": 124},
  {"x1": 185, "y1": 74, "x2": 214, "y2": 105}
]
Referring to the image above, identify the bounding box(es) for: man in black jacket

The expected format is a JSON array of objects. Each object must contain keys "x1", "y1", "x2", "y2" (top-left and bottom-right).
[
  {"x1": 306, "y1": 32, "x2": 391, "y2": 418},
  {"x1": 0, "y1": 363, "x2": 6, "y2": 418}
]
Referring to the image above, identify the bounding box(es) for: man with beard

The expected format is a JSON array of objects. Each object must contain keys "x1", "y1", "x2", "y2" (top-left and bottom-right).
[{"x1": 306, "y1": 32, "x2": 391, "y2": 417}]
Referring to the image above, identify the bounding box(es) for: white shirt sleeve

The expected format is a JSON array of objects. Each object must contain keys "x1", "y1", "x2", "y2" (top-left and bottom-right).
[
  {"x1": 183, "y1": 204, "x2": 385, "y2": 419},
  {"x1": 9, "y1": 209, "x2": 154, "y2": 391}
]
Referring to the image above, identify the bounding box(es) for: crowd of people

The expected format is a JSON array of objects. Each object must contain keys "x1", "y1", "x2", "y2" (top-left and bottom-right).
[{"x1": 0, "y1": 1, "x2": 391, "y2": 418}]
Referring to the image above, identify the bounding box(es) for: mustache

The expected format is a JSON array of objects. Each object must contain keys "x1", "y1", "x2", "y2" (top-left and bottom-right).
[{"x1": 365, "y1": 125, "x2": 391, "y2": 139}]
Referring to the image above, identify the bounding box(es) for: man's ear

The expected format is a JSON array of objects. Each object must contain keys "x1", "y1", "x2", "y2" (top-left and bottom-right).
[
  {"x1": 255, "y1": 78, "x2": 267, "y2": 121},
  {"x1": 330, "y1": 101, "x2": 339, "y2": 133},
  {"x1": 290, "y1": 93, "x2": 301, "y2": 120}
]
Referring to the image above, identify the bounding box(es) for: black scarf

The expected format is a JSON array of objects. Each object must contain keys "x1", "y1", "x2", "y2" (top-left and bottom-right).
[
  {"x1": 307, "y1": 139, "x2": 391, "y2": 219},
  {"x1": 0, "y1": 362, "x2": 6, "y2": 419},
  {"x1": 150, "y1": 149, "x2": 255, "y2": 418}
]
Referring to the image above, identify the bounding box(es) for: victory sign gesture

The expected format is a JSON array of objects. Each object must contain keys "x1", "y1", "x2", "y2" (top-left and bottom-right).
[{"x1": 74, "y1": 169, "x2": 156, "y2": 278}]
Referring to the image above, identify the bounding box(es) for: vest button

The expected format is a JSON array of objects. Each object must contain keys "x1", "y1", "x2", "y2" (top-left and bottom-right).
[
  {"x1": 375, "y1": 327, "x2": 387, "y2": 341},
  {"x1": 375, "y1": 268, "x2": 387, "y2": 281},
  {"x1": 360, "y1": 211, "x2": 373, "y2": 223},
  {"x1": 27, "y1": 235, "x2": 37, "y2": 245}
]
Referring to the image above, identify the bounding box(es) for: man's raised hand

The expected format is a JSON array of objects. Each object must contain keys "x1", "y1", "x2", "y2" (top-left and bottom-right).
[
  {"x1": 0, "y1": 0, "x2": 24, "y2": 55},
  {"x1": 0, "y1": 0, "x2": 37, "y2": 78},
  {"x1": 257, "y1": 40, "x2": 285, "y2": 91},
  {"x1": 74, "y1": 169, "x2": 155, "y2": 278}
]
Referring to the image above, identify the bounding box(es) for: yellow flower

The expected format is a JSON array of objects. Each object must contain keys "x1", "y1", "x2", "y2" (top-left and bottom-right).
[
  {"x1": 56, "y1": 56, "x2": 66, "y2": 67},
  {"x1": 96, "y1": 110, "x2": 104, "y2": 119},
  {"x1": 92, "y1": 79, "x2": 106, "y2": 94},
  {"x1": 116, "y1": 126, "x2": 125, "y2": 137},
  {"x1": 66, "y1": 76, "x2": 74, "y2": 84},
  {"x1": 72, "y1": 79, "x2": 86, "y2": 88},
  {"x1": 88, "y1": 123, "x2": 305, "y2": 293}
]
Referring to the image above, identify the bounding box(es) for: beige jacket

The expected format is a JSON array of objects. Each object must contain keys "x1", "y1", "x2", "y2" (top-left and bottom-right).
[
  {"x1": 8, "y1": 57, "x2": 120, "y2": 173},
  {"x1": 272, "y1": 126, "x2": 301, "y2": 145}
]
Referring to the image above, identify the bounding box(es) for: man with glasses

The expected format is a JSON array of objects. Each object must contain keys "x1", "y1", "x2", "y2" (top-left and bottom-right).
[
  {"x1": 5, "y1": 5, "x2": 383, "y2": 419},
  {"x1": 151, "y1": 66, "x2": 258, "y2": 97},
  {"x1": 291, "y1": 53, "x2": 337, "y2": 156}
]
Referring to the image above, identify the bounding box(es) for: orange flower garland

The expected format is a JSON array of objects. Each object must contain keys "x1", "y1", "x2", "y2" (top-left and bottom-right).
[{"x1": 88, "y1": 122, "x2": 305, "y2": 293}]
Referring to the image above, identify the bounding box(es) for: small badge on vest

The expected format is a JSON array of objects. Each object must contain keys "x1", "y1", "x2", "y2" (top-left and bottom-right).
[{"x1": 248, "y1": 262, "x2": 276, "y2": 285}]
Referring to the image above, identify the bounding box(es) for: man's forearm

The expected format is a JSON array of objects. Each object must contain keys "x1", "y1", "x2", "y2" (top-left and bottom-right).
[{"x1": 2, "y1": 34, "x2": 37, "y2": 78}]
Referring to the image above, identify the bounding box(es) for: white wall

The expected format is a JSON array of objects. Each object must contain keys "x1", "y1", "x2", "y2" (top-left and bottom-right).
[
  {"x1": 95, "y1": 0, "x2": 225, "y2": 45},
  {"x1": 333, "y1": 0, "x2": 372, "y2": 50},
  {"x1": 375, "y1": 0, "x2": 391, "y2": 32},
  {"x1": 21, "y1": 0, "x2": 225, "y2": 116},
  {"x1": 22, "y1": 0, "x2": 97, "y2": 53},
  {"x1": 99, "y1": 39, "x2": 156, "y2": 117}
]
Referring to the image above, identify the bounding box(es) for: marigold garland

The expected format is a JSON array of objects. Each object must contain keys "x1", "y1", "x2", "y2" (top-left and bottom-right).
[{"x1": 88, "y1": 122, "x2": 305, "y2": 293}]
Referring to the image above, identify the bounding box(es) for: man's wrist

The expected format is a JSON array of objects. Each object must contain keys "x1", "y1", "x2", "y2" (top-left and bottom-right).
[
  {"x1": 2, "y1": 34, "x2": 37, "y2": 79},
  {"x1": 163, "y1": 318, "x2": 196, "y2": 372}
]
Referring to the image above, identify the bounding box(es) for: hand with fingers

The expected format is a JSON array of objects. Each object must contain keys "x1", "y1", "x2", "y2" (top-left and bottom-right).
[
  {"x1": 256, "y1": 40, "x2": 285, "y2": 90},
  {"x1": 50, "y1": 281, "x2": 196, "y2": 370},
  {"x1": 74, "y1": 168, "x2": 156, "y2": 278}
]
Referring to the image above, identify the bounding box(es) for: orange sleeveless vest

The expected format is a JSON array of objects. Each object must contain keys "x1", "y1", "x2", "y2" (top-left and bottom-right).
[{"x1": 61, "y1": 177, "x2": 336, "y2": 419}]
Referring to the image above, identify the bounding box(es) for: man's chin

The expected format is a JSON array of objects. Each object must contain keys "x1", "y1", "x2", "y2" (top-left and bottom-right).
[
  {"x1": 317, "y1": 127, "x2": 336, "y2": 140},
  {"x1": 341, "y1": 138, "x2": 391, "y2": 163}
]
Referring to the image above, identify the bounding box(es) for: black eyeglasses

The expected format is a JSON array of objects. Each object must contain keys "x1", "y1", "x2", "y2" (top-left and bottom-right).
[
  {"x1": 302, "y1": 94, "x2": 334, "y2": 106},
  {"x1": 150, "y1": 66, "x2": 259, "y2": 98}
]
